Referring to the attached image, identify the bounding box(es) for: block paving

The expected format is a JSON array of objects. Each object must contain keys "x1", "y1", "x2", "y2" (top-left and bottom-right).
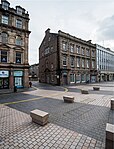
[{"x1": 0, "y1": 82, "x2": 114, "y2": 149}]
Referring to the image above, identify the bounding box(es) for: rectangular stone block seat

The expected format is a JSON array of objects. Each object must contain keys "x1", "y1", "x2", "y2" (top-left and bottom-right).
[
  {"x1": 105, "y1": 123, "x2": 114, "y2": 149},
  {"x1": 63, "y1": 95, "x2": 74, "y2": 103},
  {"x1": 111, "y1": 98, "x2": 114, "y2": 110},
  {"x1": 81, "y1": 90, "x2": 89, "y2": 94},
  {"x1": 93, "y1": 87, "x2": 100, "y2": 91},
  {"x1": 30, "y1": 109, "x2": 49, "y2": 126}
]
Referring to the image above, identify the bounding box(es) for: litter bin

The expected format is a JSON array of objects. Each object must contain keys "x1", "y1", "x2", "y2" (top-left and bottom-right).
[{"x1": 14, "y1": 86, "x2": 17, "y2": 92}]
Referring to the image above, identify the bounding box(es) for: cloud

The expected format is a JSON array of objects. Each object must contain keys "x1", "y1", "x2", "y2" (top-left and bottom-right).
[{"x1": 96, "y1": 15, "x2": 114, "y2": 40}]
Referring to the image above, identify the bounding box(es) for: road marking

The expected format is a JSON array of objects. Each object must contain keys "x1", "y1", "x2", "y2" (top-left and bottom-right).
[{"x1": 1, "y1": 86, "x2": 68, "y2": 106}]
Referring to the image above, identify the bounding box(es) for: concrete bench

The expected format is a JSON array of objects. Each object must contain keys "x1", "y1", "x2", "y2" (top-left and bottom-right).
[
  {"x1": 30, "y1": 109, "x2": 49, "y2": 126},
  {"x1": 63, "y1": 96, "x2": 74, "y2": 103},
  {"x1": 93, "y1": 87, "x2": 100, "y2": 91},
  {"x1": 111, "y1": 98, "x2": 114, "y2": 110},
  {"x1": 81, "y1": 90, "x2": 89, "y2": 94},
  {"x1": 105, "y1": 123, "x2": 114, "y2": 149}
]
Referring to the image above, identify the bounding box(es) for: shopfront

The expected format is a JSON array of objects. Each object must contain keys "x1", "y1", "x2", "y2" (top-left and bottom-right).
[
  {"x1": 14, "y1": 71, "x2": 23, "y2": 88},
  {"x1": 76, "y1": 74, "x2": 81, "y2": 83},
  {"x1": 0, "y1": 70, "x2": 9, "y2": 89}
]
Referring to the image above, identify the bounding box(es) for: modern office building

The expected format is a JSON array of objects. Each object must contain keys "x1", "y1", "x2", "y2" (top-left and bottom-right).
[
  {"x1": 39, "y1": 29, "x2": 97, "y2": 85},
  {"x1": 0, "y1": 0, "x2": 31, "y2": 90},
  {"x1": 96, "y1": 44, "x2": 114, "y2": 82}
]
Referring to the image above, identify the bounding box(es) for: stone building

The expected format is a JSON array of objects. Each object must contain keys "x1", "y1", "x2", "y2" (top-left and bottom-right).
[
  {"x1": 0, "y1": 0, "x2": 31, "y2": 90},
  {"x1": 96, "y1": 44, "x2": 114, "y2": 82},
  {"x1": 29, "y1": 63, "x2": 39, "y2": 81},
  {"x1": 39, "y1": 29, "x2": 97, "y2": 85}
]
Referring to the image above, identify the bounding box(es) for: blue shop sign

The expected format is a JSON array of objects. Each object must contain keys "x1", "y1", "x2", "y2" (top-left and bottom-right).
[{"x1": 14, "y1": 71, "x2": 23, "y2": 76}]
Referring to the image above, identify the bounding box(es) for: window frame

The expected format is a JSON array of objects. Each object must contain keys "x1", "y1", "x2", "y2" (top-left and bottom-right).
[
  {"x1": 70, "y1": 56, "x2": 75, "y2": 67},
  {"x1": 70, "y1": 44, "x2": 74, "y2": 53},
  {"x1": 16, "y1": 52, "x2": 21, "y2": 64},
  {"x1": 16, "y1": 36, "x2": 22, "y2": 46},
  {"x1": 1, "y1": 32, "x2": 8, "y2": 44},
  {"x1": 70, "y1": 74, "x2": 75, "y2": 83},
  {"x1": 1, "y1": 50, "x2": 7, "y2": 63},
  {"x1": 76, "y1": 45, "x2": 80, "y2": 54},
  {"x1": 16, "y1": 19, "x2": 22, "y2": 28},
  {"x1": 86, "y1": 59, "x2": 90, "y2": 68},
  {"x1": 2, "y1": 15, "x2": 9, "y2": 24},
  {"x1": 2, "y1": 2, "x2": 9, "y2": 10},
  {"x1": 77, "y1": 57, "x2": 80, "y2": 67},
  {"x1": 16, "y1": 7, "x2": 23, "y2": 15},
  {"x1": 82, "y1": 59, "x2": 85, "y2": 68},
  {"x1": 62, "y1": 42, "x2": 67, "y2": 51},
  {"x1": 63, "y1": 55, "x2": 67, "y2": 66}
]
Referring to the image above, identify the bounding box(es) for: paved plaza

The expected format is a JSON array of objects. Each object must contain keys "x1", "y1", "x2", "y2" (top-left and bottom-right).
[{"x1": 0, "y1": 81, "x2": 114, "y2": 149}]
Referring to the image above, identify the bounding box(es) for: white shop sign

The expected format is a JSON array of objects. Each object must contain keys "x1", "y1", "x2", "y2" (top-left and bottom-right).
[{"x1": 0, "y1": 71, "x2": 9, "y2": 78}]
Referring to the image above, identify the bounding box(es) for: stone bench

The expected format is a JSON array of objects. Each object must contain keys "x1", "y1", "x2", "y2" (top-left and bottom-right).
[
  {"x1": 111, "y1": 98, "x2": 114, "y2": 110},
  {"x1": 63, "y1": 96, "x2": 74, "y2": 103},
  {"x1": 30, "y1": 109, "x2": 49, "y2": 126},
  {"x1": 81, "y1": 90, "x2": 89, "y2": 94},
  {"x1": 93, "y1": 87, "x2": 100, "y2": 91},
  {"x1": 105, "y1": 123, "x2": 114, "y2": 149}
]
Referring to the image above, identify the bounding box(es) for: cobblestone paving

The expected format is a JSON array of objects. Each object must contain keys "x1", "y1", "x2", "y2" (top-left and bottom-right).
[{"x1": 0, "y1": 105, "x2": 105, "y2": 149}]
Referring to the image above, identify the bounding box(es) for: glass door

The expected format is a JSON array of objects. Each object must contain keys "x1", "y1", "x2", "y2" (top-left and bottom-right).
[{"x1": 0, "y1": 78, "x2": 9, "y2": 89}]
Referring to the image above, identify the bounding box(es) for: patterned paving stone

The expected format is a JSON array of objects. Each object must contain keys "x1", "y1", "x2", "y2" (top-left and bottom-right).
[{"x1": 1, "y1": 82, "x2": 114, "y2": 149}]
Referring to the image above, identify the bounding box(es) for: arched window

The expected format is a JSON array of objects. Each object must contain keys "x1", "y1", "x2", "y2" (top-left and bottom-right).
[
  {"x1": 16, "y1": 36, "x2": 22, "y2": 46},
  {"x1": 1, "y1": 32, "x2": 8, "y2": 43}
]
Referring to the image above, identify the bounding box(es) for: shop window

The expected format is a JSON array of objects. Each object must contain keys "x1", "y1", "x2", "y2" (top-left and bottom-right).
[
  {"x1": 2, "y1": 15, "x2": 9, "y2": 24},
  {"x1": 14, "y1": 77, "x2": 23, "y2": 88},
  {"x1": 81, "y1": 74, "x2": 85, "y2": 82},
  {"x1": 1, "y1": 51, "x2": 7, "y2": 63},
  {"x1": 16, "y1": 52, "x2": 21, "y2": 64},
  {"x1": 16, "y1": 36, "x2": 22, "y2": 46},
  {"x1": 1, "y1": 32, "x2": 8, "y2": 43},
  {"x1": 16, "y1": 19, "x2": 22, "y2": 28},
  {"x1": 51, "y1": 74, "x2": 54, "y2": 81},
  {"x1": 76, "y1": 74, "x2": 81, "y2": 83},
  {"x1": 70, "y1": 74, "x2": 75, "y2": 83}
]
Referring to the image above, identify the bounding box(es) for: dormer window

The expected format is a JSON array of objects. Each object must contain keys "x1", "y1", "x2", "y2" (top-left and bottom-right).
[
  {"x1": 16, "y1": 7, "x2": 22, "y2": 15},
  {"x1": 2, "y1": 1, "x2": 10, "y2": 10}
]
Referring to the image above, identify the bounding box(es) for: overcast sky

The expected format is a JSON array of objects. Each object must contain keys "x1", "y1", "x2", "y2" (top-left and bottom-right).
[{"x1": 9, "y1": 0, "x2": 114, "y2": 65}]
